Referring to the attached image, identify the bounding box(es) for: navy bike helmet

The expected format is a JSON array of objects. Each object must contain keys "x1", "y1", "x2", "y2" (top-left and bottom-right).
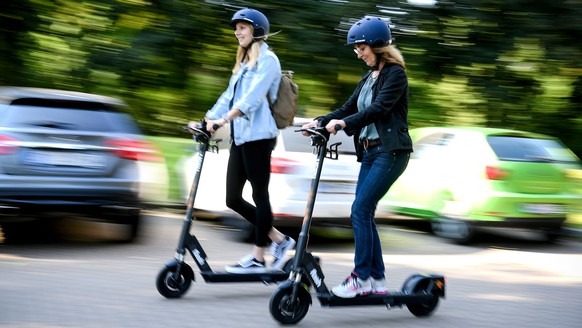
[
  {"x1": 346, "y1": 17, "x2": 391, "y2": 47},
  {"x1": 231, "y1": 8, "x2": 270, "y2": 39}
]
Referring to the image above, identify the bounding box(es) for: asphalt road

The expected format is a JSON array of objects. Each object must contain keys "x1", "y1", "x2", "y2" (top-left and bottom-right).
[{"x1": 1, "y1": 212, "x2": 581, "y2": 328}]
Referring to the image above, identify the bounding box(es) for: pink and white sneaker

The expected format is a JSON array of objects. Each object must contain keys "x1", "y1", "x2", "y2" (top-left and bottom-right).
[
  {"x1": 331, "y1": 272, "x2": 372, "y2": 298},
  {"x1": 371, "y1": 277, "x2": 388, "y2": 295}
]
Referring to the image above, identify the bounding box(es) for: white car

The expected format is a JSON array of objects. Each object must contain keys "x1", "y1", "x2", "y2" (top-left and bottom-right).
[{"x1": 177, "y1": 118, "x2": 365, "y2": 237}]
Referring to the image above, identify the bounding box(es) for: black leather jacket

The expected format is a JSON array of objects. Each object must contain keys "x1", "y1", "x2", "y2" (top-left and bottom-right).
[{"x1": 319, "y1": 63, "x2": 413, "y2": 162}]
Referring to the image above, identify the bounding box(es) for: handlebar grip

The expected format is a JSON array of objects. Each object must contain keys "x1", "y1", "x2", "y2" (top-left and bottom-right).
[
  {"x1": 335, "y1": 124, "x2": 342, "y2": 132},
  {"x1": 213, "y1": 124, "x2": 220, "y2": 130}
]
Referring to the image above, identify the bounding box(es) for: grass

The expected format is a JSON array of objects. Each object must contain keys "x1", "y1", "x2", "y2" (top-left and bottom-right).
[{"x1": 147, "y1": 135, "x2": 197, "y2": 203}]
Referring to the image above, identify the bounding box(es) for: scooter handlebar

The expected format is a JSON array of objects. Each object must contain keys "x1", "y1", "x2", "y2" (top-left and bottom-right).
[
  {"x1": 182, "y1": 120, "x2": 220, "y2": 143},
  {"x1": 297, "y1": 126, "x2": 329, "y2": 146}
]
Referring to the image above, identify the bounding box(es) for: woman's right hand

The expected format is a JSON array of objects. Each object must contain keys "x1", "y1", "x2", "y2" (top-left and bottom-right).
[
  {"x1": 301, "y1": 120, "x2": 320, "y2": 136},
  {"x1": 204, "y1": 117, "x2": 223, "y2": 135},
  {"x1": 326, "y1": 119, "x2": 345, "y2": 135}
]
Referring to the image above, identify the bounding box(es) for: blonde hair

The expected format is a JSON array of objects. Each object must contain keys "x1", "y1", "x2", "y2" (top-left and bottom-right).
[
  {"x1": 232, "y1": 23, "x2": 263, "y2": 74},
  {"x1": 232, "y1": 41, "x2": 262, "y2": 74},
  {"x1": 373, "y1": 45, "x2": 406, "y2": 70}
]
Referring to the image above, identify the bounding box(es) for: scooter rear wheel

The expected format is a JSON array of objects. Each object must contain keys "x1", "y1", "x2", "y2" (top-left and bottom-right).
[
  {"x1": 269, "y1": 284, "x2": 311, "y2": 324},
  {"x1": 156, "y1": 263, "x2": 193, "y2": 298},
  {"x1": 406, "y1": 284, "x2": 440, "y2": 317}
]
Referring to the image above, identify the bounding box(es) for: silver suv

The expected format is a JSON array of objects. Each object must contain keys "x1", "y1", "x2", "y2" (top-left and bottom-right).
[{"x1": 0, "y1": 87, "x2": 162, "y2": 243}]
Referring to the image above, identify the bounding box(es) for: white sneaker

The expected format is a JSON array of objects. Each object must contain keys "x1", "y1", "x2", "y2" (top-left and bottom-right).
[
  {"x1": 269, "y1": 236, "x2": 296, "y2": 270},
  {"x1": 224, "y1": 254, "x2": 266, "y2": 274},
  {"x1": 331, "y1": 273, "x2": 372, "y2": 298},
  {"x1": 371, "y1": 277, "x2": 388, "y2": 295}
]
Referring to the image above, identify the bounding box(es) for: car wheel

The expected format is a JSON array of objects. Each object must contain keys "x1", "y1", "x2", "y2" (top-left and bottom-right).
[
  {"x1": 1, "y1": 222, "x2": 28, "y2": 244},
  {"x1": 431, "y1": 194, "x2": 475, "y2": 244},
  {"x1": 116, "y1": 214, "x2": 141, "y2": 243},
  {"x1": 1, "y1": 220, "x2": 56, "y2": 244},
  {"x1": 432, "y1": 217, "x2": 474, "y2": 245},
  {"x1": 219, "y1": 215, "x2": 256, "y2": 243},
  {"x1": 541, "y1": 227, "x2": 564, "y2": 243},
  {"x1": 239, "y1": 222, "x2": 256, "y2": 243}
]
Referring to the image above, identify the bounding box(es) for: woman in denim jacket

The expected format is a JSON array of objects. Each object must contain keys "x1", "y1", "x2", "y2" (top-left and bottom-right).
[
  {"x1": 302, "y1": 17, "x2": 412, "y2": 297},
  {"x1": 195, "y1": 8, "x2": 295, "y2": 274}
]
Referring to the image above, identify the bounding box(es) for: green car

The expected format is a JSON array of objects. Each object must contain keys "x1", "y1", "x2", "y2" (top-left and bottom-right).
[{"x1": 378, "y1": 126, "x2": 582, "y2": 244}]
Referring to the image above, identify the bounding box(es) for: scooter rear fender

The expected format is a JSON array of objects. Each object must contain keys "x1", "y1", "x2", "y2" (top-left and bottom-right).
[{"x1": 401, "y1": 274, "x2": 446, "y2": 298}]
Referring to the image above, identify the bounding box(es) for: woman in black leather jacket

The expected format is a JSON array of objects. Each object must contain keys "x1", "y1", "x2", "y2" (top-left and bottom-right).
[{"x1": 302, "y1": 17, "x2": 412, "y2": 298}]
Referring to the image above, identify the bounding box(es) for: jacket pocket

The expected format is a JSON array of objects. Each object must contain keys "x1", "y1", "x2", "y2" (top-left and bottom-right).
[{"x1": 398, "y1": 127, "x2": 412, "y2": 148}]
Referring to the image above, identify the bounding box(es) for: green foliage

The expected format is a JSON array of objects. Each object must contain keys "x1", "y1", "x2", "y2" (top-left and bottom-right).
[
  {"x1": 1, "y1": 0, "x2": 581, "y2": 157},
  {"x1": 147, "y1": 135, "x2": 194, "y2": 202}
]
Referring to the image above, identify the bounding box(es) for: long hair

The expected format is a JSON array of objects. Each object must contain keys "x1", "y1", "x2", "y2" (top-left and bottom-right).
[
  {"x1": 232, "y1": 23, "x2": 263, "y2": 74},
  {"x1": 373, "y1": 45, "x2": 406, "y2": 70}
]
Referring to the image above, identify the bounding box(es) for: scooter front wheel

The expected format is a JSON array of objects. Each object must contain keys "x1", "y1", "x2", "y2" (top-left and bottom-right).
[
  {"x1": 269, "y1": 283, "x2": 311, "y2": 325},
  {"x1": 282, "y1": 260, "x2": 312, "y2": 288},
  {"x1": 156, "y1": 263, "x2": 194, "y2": 298}
]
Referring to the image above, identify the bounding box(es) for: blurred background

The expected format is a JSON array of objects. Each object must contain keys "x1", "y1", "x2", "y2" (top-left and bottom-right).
[
  {"x1": 1, "y1": 4, "x2": 581, "y2": 326},
  {"x1": 1, "y1": 0, "x2": 581, "y2": 204}
]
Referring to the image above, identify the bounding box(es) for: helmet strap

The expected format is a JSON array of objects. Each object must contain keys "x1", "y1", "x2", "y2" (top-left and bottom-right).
[{"x1": 241, "y1": 39, "x2": 256, "y2": 63}]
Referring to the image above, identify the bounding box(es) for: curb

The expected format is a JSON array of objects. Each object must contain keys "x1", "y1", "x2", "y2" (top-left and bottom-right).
[
  {"x1": 565, "y1": 228, "x2": 582, "y2": 241},
  {"x1": 142, "y1": 201, "x2": 185, "y2": 211},
  {"x1": 141, "y1": 202, "x2": 582, "y2": 243}
]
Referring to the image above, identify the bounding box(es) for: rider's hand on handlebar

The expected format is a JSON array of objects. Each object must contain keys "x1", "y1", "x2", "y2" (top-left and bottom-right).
[
  {"x1": 188, "y1": 120, "x2": 201, "y2": 131},
  {"x1": 301, "y1": 120, "x2": 320, "y2": 136},
  {"x1": 205, "y1": 117, "x2": 223, "y2": 135},
  {"x1": 326, "y1": 119, "x2": 345, "y2": 135}
]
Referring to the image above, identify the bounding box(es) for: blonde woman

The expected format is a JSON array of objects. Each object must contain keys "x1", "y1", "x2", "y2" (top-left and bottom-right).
[{"x1": 194, "y1": 8, "x2": 295, "y2": 273}]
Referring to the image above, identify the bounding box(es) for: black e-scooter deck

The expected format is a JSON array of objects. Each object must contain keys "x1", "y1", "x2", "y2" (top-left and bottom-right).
[
  {"x1": 155, "y1": 122, "x2": 292, "y2": 298},
  {"x1": 317, "y1": 274, "x2": 446, "y2": 307},
  {"x1": 200, "y1": 271, "x2": 289, "y2": 283},
  {"x1": 181, "y1": 226, "x2": 290, "y2": 283}
]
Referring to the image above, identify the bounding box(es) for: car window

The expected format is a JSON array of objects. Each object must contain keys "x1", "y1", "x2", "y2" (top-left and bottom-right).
[
  {"x1": 3, "y1": 104, "x2": 135, "y2": 133},
  {"x1": 487, "y1": 136, "x2": 579, "y2": 163},
  {"x1": 106, "y1": 112, "x2": 142, "y2": 134},
  {"x1": 412, "y1": 132, "x2": 454, "y2": 159}
]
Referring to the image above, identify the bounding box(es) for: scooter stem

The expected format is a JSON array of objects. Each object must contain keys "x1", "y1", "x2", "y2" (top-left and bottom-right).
[{"x1": 290, "y1": 128, "x2": 329, "y2": 272}]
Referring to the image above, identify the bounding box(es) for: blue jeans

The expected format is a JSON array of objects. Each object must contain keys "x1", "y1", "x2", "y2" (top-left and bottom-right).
[{"x1": 351, "y1": 145, "x2": 410, "y2": 280}]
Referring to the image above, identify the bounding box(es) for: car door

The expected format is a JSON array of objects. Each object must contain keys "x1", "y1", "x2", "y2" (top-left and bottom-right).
[{"x1": 382, "y1": 131, "x2": 456, "y2": 217}]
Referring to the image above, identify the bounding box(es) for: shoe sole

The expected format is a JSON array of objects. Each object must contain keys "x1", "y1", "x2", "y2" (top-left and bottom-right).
[
  {"x1": 224, "y1": 267, "x2": 267, "y2": 274},
  {"x1": 331, "y1": 290, "x2": 372, "y2": 298}
]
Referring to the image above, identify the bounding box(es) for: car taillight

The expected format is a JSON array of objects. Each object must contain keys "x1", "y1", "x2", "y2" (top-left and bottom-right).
[
  {"x1": 0, "y1": 135, "x2": 18, "y2": 155},
  {"x1": 485, "y1": 166, "x2": 510, "y2": 180},
  {"x1": 105, "y1": 139, "x2": 163, "y2": 162},
  {"x1": 271, "y1": 157, "x2": 298, "y2": 174}
]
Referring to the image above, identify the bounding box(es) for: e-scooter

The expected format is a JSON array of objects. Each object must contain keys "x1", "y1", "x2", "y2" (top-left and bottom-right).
[
  {"x1": 268, "y1": 125, "x2": 446, "y2": 324},
  {"x1": 156, "y1": 121, "x2": 292, "y2": 298}
]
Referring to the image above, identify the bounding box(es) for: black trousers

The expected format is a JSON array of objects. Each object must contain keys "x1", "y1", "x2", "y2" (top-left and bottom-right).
[{"x1": 225, "y1": 138, "x2": 276, "y2": 247}]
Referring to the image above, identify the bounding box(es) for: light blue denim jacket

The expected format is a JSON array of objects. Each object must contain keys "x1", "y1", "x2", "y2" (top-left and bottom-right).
[{"x1": 206, "y1": 42, "x2": 281, "y2": 145}]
